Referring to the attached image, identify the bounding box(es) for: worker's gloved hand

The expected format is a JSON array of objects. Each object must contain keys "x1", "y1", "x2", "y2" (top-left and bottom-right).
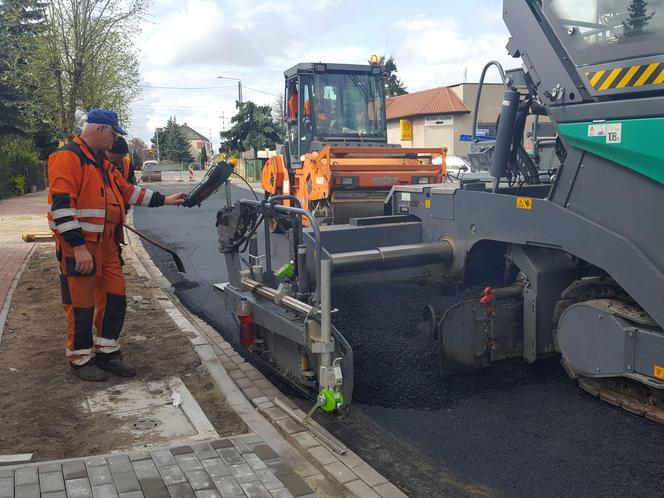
[
  {"x1": 164, "y1": 192, "x2": 187, "y2": 205},
  {"x1": 73, "y1": 245, "x2": 95, "y2": 274}
]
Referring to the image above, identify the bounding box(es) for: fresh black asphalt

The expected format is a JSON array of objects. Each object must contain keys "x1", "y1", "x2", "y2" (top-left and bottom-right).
[{"x1": 135, "y1": 182, "x2": 664, "y2": 498}]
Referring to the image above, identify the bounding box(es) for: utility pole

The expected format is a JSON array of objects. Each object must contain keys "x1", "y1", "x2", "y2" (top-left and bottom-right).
[{"x1": 156, "y1": 128, "x2": 160, "y2": 162}]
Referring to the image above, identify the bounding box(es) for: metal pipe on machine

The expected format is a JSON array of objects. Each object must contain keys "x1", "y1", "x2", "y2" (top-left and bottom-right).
[{"x1": 330, "y1": 241, "x2": 453, "y2": 274}]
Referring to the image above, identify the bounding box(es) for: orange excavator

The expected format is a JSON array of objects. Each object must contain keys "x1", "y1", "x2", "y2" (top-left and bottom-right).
[{"x1": 262, "y1": 58, "x2": 447, "y2": 227}]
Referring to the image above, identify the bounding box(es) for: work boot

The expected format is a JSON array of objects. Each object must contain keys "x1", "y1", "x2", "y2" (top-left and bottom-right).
[
  {"x1": 95, "y1": 351, "x2": 137, "y2": 377},
  {"x1": 70, "y1": 358, "x2": 111, "y2": 382}
]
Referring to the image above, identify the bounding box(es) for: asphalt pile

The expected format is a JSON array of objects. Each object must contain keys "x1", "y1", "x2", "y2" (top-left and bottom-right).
[{"x1": 332, "y1": 281, "x2": 557, "y2": 410}]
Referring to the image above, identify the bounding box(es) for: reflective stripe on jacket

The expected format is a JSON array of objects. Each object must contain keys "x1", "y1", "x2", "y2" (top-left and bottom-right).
[{"x1": 47, "y1": 136, "x2": 161, "y2": 245}]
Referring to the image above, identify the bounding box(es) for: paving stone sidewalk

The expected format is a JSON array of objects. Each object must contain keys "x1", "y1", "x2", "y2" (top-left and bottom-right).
[{"x1": 1, "y1": 435, "x2": 315, "y2": 498}]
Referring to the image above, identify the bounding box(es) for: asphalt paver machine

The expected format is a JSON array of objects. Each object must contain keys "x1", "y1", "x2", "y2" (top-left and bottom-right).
[{"x1": 217, "y1": 0, "x2": 664, "y2": 420}]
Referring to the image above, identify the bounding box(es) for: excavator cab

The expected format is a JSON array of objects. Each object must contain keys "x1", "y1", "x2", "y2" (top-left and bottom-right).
[{"x1": 283, "y1": 62, "x2": 387, "y2": 167}]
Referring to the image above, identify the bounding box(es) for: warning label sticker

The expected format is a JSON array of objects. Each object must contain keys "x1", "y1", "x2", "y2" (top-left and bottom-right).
[
  {"x1": 516, "y1": 197, "x2": 533, "y2": 210},
  {"x1": 588, "y1": 124, "x2": 606, "y2": 137},
  {"x1": 654, "y1": 365, "x2": 664, "y2": 380}
]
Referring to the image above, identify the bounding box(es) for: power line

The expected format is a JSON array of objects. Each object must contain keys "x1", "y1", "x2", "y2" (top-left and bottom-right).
[{"x1": 141, "y1": 84, "x2": 237, "y2": 90}]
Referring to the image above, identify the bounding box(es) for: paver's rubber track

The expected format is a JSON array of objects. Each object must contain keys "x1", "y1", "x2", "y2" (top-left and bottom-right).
[{"x1": 554, "y1": 277, "x2": 664, "y2": 424}]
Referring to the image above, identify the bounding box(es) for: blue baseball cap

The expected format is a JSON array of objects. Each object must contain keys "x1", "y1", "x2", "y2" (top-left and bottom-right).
[{"x1": 86, "y1": 108, "x2": 127, "y2": 135}]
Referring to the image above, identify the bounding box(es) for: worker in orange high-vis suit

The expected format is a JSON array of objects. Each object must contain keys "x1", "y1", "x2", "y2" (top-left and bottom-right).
[
  {"x1": 106, "y1": 136, "x2": 136, "y2": 186},
  {"x1": 48, "y1": 108, "x2": 187, "y2": 382}
]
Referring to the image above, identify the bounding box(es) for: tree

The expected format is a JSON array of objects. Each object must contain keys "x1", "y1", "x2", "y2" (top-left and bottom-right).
[
  {"x1": 199, "y1": 146, "x2": 208, "y2": 166},
  {"x1": 129, "y1": 137, "x2": 145, "y2": 168},
  {"x1": 151, "y1": 117, "x2": 193, "y2": 164},
  {"x1": 623, "y1": 0, "x2": 655, "y2": 36},
  {"x1": 220, "y1": 101, "x2": 284, "y2": 155},
  {"x1": 40, "y1": 0, "x2": 147, "y2": 139},
  {"x1": 271, "y1": 93, "x2": 286, "y2": 137},
  {"x1": 0, "y1": 0, "x2": 48, "y2": 136},
  {"x1": 380, "y1": 55, "x2": 408, "y2": 97}
]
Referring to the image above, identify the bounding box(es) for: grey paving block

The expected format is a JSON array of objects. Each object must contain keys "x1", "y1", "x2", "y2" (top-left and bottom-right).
[
  {"x1": 237, "y1": 434, "x2": 264, "y2": 446},
  {"x1": 132, "y1": 460, "x2": 160, "y2": 481},
  {"x1": 217, "y1": 449, "x2": 243, "y2": 466},
  {"x1": 170, "y1": 446, "x2": 194, "y2": 456},
  {"x1": 194, "y1": 490, "x2": 221, "y2": 498},
  {"x1": 201, "y1": 460, "x2": 231, "y2": 479},
  {"x1": 275, "y1": 474, "x2": 313, "y2": 498},
  {"x1": 0, "y1": 477, "x2": 13, "y2": 498},
  {"x1": 42, "y1": 492, "x2": 67, "y2": 498},
  {"x1": 345, "y1": 479, "x2": 381, "y2": 498},
  {"x1": 255, "y1": 470, "x2": 283, "y2": 491},
  {"x1": 228, "y1": 464, "x2": 257, "y2": 485},
  {"x1": 252, "y1": 445, "x2": 279, "y2": 462},
  {"x1": 85, "y1": 457, "x2": 108, "y2": 467},
  {"x1": 156, "y1": 465, "x2": 187, "y2": 486},
  {"x1": 118, "y1": 493, "x2": 144, "y2": 498},
  {"x1": 265, "y1": 463, "x2": 291, "y2": 478},
  {"x1": 92, "y1": 483, "x2": 119, "y2": 498},
  {"x1": 38, "y1": 463, "x2": 62, "y2": 475},
  {"x1": 242, "y1": 454, "x2": 267, "y2": 472},
  {"x1": 88, "y1": 466, "x2": 114, "y2": 486},
  {"x1": 240, "y1": 481, "x2": 271, "y2": 498},
  {"x1": 166, "y1": 483, "x2": 195, "y2": 498},
  {"x1": 138, "y1": 478, "x2": 168, "y2": 498},
  {"x1": 352, "y1": 462, "x2": 388, "y2": 487},
  {"x1": 13, "y1": 468, "x2": 37, "y2": 487},
  {"x1": 262, "y1": 407, "x2": 289, "y2": 422},
  {"x1": 241, "y1": 387, "x2": 263, "y2": 401},
  {"x1": 39, "y1": 471, "x2": 65, "y2": 493},
  {"x1": 0, "y1": 469, "x2": 11, "y2": 480},
  {"x1": 291, "y1": 433, "x2": 318, "y2": 450},
  {"x1": 374, "y1": 482, "x2": 409, "y2": 498},
  {"x1": 210, "y1": 440, "x2": 233, "y2": 450},
  {"x1": 323, "y1": 461, "x2": 356, "y2": 484},
  {"x1": 63, "y1": 460, "x2": 88, "y2": 480},
  {"x1": 269, "y1": 489, "x2": 294, "y2": 498},
  {"x1": 211, "y1": 477, "x2": 243, "y2": 497},
  {"x1": 14, "y1": 484, "x2": 39, "y2": 498},
  {"x1": 112, "y1": 471, "x2": 141, "y2": 494},
  {"x1": 128, "y1": 452, "x2": 151, "y2": 463},
  {"x1": 108, "y1": 456, "x2": 133, "y2": 475},
  {"x1": 175, "y1": 455, "x2": 203, "y2": 472},
  {"x1": 190, "y1": 443, "x2": 217, "y2": 462},
  {"x1": 183, "y1": 470, "x2": 214, "y2": 491},
  {"x1": 231, "y1": 439, "x2": 251, "y2": 455},
  {"x1": 66, "y1": 477, "x2": 93, "y2": 498},
  {"x1": 150, "y1": 450, "x2": 176, "y2": 468},
  {"x1": 307, "y1": 446, "x2": 336, "y2": 467}
]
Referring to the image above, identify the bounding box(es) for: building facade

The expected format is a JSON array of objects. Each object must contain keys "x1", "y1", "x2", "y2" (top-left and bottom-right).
[
  {"x1": 386, "y1": 83, "x2": 505, "y2": 157},
  {"x1": 180, "y1": 124, "x2": 213, "y2": 165}
]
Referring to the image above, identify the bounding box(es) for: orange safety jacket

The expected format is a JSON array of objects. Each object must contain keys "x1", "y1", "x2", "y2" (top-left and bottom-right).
[
  {"x1": 48, "y1": 136, "x2": 164, "y2": 247},
  {"x1": 120, "y1": 156, "x2": 136, "y2": 185}
]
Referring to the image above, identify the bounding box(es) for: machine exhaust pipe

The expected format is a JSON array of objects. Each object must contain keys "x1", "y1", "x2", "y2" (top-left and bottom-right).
[{"x1": 330, "y1": 240, "x2": 453, "y2": 274}]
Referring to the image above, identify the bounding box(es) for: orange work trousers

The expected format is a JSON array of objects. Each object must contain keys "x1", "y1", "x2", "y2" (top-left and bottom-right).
[{"x1": 55, "y1": 225, "x2": 126, "y2": 365}]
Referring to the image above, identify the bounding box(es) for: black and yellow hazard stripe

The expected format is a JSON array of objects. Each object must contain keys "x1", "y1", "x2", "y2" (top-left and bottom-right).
[{"x1": 586, "y1": 62, "x2": 664, "y2": 91}]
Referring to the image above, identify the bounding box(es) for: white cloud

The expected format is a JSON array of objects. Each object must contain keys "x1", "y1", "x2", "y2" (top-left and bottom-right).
[
  {"x1": 391, "y1": 14, "x2": 516, "y2": 91},
  {"x1": 127, "y1": 1, "x2": 518, "y2": 148}
]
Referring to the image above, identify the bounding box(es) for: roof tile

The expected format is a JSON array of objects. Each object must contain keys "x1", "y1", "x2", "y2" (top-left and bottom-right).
[{"x1": 386, "y1": 87, "x2": 470, "y2": 120}]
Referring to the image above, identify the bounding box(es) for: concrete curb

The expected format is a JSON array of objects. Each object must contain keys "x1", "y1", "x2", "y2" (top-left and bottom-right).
[
  {"x1": 123, "y1": 212, "x2": 408, "y2": 498},
  {"x1": 0, "y1": 243, "x2": 36, "y2": 344}
]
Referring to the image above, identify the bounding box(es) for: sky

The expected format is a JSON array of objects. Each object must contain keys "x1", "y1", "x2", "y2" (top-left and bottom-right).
[{"x1": 127, "y1": 0, "x2": 515, "y2": 151}]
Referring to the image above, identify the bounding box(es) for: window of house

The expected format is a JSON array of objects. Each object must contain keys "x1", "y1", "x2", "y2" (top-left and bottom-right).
[{"x1": 425, "y1": 115, "x2": 453, "y2": 126}]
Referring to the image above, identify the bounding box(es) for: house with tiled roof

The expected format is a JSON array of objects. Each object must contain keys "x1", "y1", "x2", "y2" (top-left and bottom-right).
[
  {"x1": 180, "y1": 123, "x2": 213, "y2": 166},
  {"x1": 386, "y1": 82, "x2": 505, "y2": 156}
]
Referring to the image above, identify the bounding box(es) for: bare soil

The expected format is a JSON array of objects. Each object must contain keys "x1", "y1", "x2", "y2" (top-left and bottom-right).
[{"x1": 0, "y1": 244, "x2": 247, "y2": 461}]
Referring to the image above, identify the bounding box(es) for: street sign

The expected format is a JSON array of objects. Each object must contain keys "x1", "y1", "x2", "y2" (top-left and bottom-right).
[{"x1": 459, "y1": 134, "x2": 496, "y2": 142}]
